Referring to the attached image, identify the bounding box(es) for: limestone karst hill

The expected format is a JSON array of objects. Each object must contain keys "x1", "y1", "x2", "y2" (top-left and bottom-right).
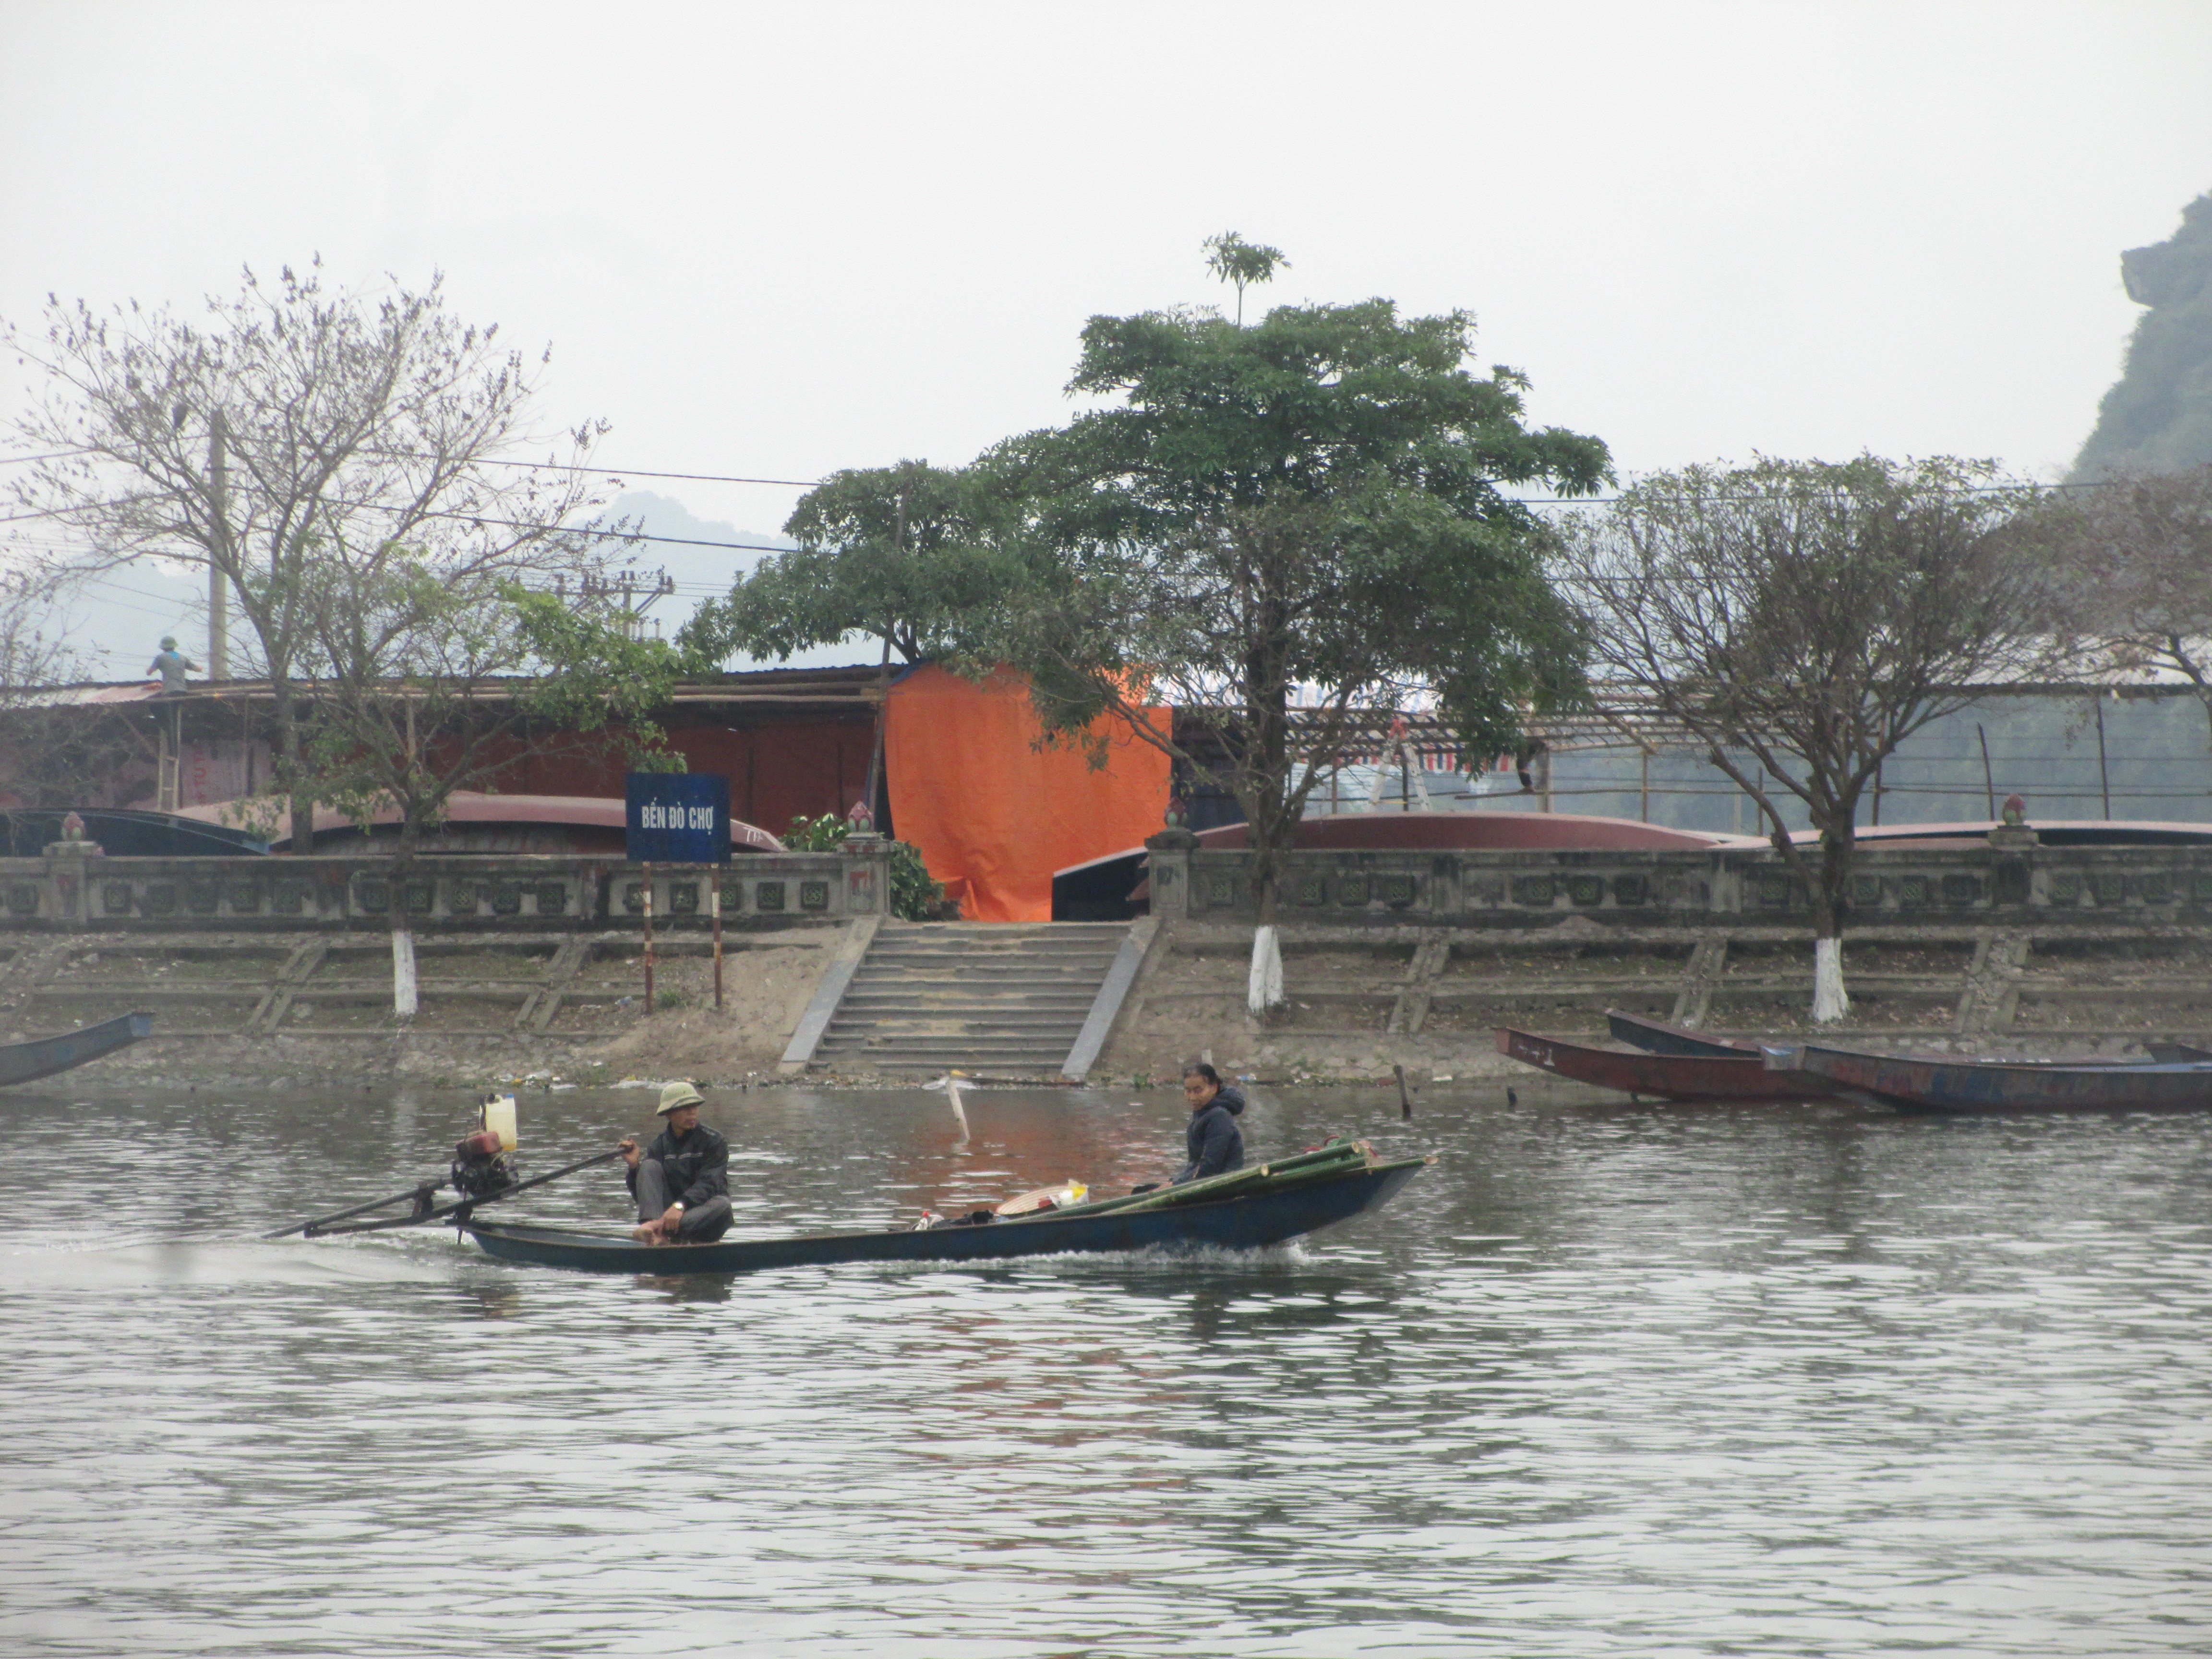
[{"x1": 2073, "y1": 189, "x2": 2212, "y2": 479}]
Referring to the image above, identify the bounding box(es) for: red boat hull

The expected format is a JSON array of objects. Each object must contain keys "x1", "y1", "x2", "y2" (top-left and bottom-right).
[{"x1": 1496, "y1": 1027, "x2": 1832, "y2": 1101}]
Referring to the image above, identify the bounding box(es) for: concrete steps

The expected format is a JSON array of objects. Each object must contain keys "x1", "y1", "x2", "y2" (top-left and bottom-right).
[{"x1": 811, "y1": 922, "x2": 1133, "y2": 1073}]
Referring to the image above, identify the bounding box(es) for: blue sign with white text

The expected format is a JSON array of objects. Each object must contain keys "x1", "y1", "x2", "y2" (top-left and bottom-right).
[{"x1": 625, "y1": 772, "x2": 731, "y2": 864}]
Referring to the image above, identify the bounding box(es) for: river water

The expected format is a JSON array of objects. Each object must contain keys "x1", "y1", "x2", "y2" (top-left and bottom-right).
[{"x1": 3, "y1": 1079, "x2": 2210, "y2": 1656}]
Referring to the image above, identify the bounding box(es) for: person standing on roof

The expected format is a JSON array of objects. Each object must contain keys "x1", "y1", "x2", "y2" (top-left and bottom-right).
[
  {"x1": 148, "y1": 637, "x2": 198, "y2": 694},
  {"x1": 1171, "y1": 1062, "x2": 1246, "y2": 1184}
]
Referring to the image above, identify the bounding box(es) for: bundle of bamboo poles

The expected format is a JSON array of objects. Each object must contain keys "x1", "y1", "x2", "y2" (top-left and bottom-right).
[{"x1": 1061, "y1": 1138, "x2": 1380, "y2": 1221}]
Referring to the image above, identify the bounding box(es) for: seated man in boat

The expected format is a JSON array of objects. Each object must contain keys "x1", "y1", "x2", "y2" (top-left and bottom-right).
[
  {"x1": 1172, "y1": 1062, "x2": 1247, "y2": 1185},
  {"x1": 620, "y1": 1082, "x2": 735, "y2": 1244}
]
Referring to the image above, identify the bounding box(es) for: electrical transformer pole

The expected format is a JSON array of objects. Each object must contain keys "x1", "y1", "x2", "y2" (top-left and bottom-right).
[{"x1": 207, "y1": 411, "x2": 230, "y2": 680}]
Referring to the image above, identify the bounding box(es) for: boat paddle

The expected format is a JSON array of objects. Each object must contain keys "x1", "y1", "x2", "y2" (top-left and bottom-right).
[{"x1": 268, "y1": 1147, "x2": 628, "y2": 1239}]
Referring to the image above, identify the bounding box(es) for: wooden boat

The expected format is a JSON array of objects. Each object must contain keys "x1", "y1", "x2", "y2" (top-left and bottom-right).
[
  {"x1": 462, "y1": 1149, "x2": 1430, "y2": 1275},
  {"x1": 1770, "y1": 1041, "x2": 2212, "y2": 1113},
  {"x1": 1495, "y1": 1025, "x2": 1830, "y2": 1101},
  {"x1": 2146, "y1": 1041, "x2": 2212, "y2": 1064},
  {"x1": 0, "y1": 1010, "x2": 154, "y2": 1088},
  {"x1": 1606, "y1": 1009, "x2": 1764, "y2": 1058}
]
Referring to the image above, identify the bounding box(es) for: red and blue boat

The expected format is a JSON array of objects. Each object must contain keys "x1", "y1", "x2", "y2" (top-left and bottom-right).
[{"x1": 1495, "y1": 1012, "x2": 1831, "y2": 1101}]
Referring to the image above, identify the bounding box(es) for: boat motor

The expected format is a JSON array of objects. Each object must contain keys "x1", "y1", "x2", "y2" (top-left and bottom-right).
[{"x1": 450, "y1": 1093, "x2": 520, "y2": 1200}]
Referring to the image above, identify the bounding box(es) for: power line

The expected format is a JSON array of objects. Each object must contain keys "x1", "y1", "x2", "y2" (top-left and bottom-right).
[
  {"x1": 4, "y1": 450, "x2": 2160, "y2": 523},
  {"x1": 0, "y1": 447, "x2": 100, "y2": 468},
  {"x1": 1515, "y1": 479, "x2": 2123, "y2": 509},
  {"x1": 2, "y1": 442, "x2": 817, "y2": 487},
  {"x1": 441, "y1": 455, "x2": 820, "y2": 489},
  {"x1": 0, "y1": 498, "x2": 794, "y2": 556}
]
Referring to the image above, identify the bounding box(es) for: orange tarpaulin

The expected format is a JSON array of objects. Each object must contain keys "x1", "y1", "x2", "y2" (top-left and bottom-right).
[{"x1": 885, "y1": 664, "x2": 1170, "y2": 922}]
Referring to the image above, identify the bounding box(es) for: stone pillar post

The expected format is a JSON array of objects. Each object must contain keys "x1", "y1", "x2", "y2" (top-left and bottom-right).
[
  {"x1": 43, "y1": 815, "x2": 100, "y2": 928},
  {"x1": 1144, "y1": 828, "x2": 1200, "y2": 926},
  {"x1": 1988, "y1": 814, "x2": 2039, "y2": 910},
  {"x1": 841, "y1": 831, "x2": 893, "y2": 917}
]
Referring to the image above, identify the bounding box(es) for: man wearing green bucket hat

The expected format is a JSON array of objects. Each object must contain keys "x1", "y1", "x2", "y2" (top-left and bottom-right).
[
  {"x1": 147, "y1": 636, "x2": 199, "y2": 695},
  {"x1": 618, "y1": 1081, "x2": 733, "y2": 1243}
]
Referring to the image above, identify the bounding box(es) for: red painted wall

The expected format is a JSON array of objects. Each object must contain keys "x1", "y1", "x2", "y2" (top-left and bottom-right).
[{"x1": 484, "y1": 713, "x2": 877, "y2": 840}]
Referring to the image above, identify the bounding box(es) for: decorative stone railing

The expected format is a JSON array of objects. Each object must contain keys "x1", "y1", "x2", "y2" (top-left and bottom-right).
[
  {"x1": 1142, "y1": 838, "x2": 2212, "y2": 930},
  {"x1": 0, "y1": 848, "x2": 890, "y2": 932}
]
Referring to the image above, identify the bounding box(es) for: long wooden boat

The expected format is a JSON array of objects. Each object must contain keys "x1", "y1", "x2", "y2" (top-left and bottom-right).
[
  {"x1": 0, "y1": 1010, "x2": 154, "y2": 1088},
  {"x1": 1770, "y1": 1042, "x2": 2212, "y2": 1113},
  {"x1": 1495, "y1": 1025, "x2": 1831, "y2": 1101},
  {"x1": 462, "y1": 1153, "x2": 1430, "y2": 1275},
  {"x1": 1606, "y1": 1010, "x2": 1763, "y2": 1058}
]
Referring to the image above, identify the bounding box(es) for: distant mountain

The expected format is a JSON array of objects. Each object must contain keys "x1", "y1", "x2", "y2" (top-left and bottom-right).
[{"x1": 2072, "y1": 190, "x2": 2212, "y2": 479}]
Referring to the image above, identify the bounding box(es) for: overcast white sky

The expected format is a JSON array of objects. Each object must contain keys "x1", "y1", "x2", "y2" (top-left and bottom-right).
[{"x1": 4, "y1": 0, "x2": 2210, "y2": 664}]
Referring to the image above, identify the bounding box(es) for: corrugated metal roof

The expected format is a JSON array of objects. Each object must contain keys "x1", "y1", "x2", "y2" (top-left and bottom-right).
[
  {"x1": 173, "y1": 791, "x2": 784, "y2": 852},
  {"x1": 17, "y1": 661, "x2": 892, "y2": 710}
]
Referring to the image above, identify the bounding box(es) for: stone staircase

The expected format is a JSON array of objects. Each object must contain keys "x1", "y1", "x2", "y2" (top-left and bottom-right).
[{"x1": 810, "y1": 922, "x2": 1134, "y2": 1073}]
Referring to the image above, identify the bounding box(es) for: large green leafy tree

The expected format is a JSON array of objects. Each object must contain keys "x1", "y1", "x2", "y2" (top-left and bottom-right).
[
  {"x1": 681, "y1": 460, "x2": 1024, "y2": 816},
  {"x1": 978, "y1": 244, "x2": 1610, "y2": 1009},
  {"x1": 680, "y1": 462, "x2": 1010, "y2": 668}
]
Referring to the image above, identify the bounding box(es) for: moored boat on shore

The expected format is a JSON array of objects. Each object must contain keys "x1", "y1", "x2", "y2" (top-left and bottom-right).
[
  {"x1": 1605, "y1": 1010, "x2": 1765, "y2": 1058},
  {"x1": 0, "y1": 1010, "x2": 154, "y2": 1089},
  {"x1": 1496, "y1": 1024, "x2": 1831, "y2": 1101},
  {"x1": 1769, "y1": 1042, "x2": 2212, "y2": 1112}
]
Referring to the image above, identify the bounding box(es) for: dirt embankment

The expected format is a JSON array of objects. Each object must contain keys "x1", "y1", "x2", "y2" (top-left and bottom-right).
[{"x1": 5, "y1": 929, "x2": 842, "y2": 1094}]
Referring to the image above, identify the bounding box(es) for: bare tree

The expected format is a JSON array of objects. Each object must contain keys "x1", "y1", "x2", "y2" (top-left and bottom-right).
[
  {"x1": 0, "y1": 569, "x2": 80, "y2": 705},
  {"x1": 294, "y1": 556, "x2": 687, "y2": 1019},
  {"x1": 2, "y1": 259, "x2": 612, "y2": 850},
  {"x1": 2032, "y1": 466, "x2": 2212, "y2": 739},
  {"x1": 1557, "y1": 456, "x2": 2067, "y2": 1022},
  {"x1": 0, "y1": 571, "x2": 146, "y2": 815}
]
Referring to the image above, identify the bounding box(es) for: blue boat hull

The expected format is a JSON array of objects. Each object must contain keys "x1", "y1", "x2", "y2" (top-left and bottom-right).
[
  {"x1": 463, "y1": 1158, "x2": 1428, "y2": 1275},
  {"x1": 0, "y1": 1010, "x2": 154, "y2": 1088},
  {"x1": 1775, "y1": 1043, "x2": 2212, "y2": 1112}
]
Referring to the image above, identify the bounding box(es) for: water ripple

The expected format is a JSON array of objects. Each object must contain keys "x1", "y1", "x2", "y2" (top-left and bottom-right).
[{"x1": 2, "y1": 1083, "x2": 2210, "y2": 1653}]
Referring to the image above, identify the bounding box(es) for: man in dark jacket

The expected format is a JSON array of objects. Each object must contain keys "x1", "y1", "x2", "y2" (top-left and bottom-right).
[
  {"x1": 1172, "y1": 1062, "x2": 1246, "y2": 1184},
  {"x1": 620, "y1": 1082, "x2": 734, "y2": 1243}
]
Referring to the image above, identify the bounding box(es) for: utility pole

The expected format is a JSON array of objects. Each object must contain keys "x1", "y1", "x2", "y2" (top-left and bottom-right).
[{"x1": 207, "y1": 412, "x2": 230, "y2": 680}]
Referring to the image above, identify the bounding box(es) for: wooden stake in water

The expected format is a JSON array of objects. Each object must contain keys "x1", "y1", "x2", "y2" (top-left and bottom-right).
[
  {"x1": 1395, "y1": 1064, "x2": 1413, "y2": 1119},
  {"x1": 642, "y1": 860, "x2": 655, "y2": 1016},
  {"x1": 927, "y1": 1073, "x2": 970, "y2": 1139},
  {"x1": 710, "y1": 868, "x2": 724, "y2": 1011}
]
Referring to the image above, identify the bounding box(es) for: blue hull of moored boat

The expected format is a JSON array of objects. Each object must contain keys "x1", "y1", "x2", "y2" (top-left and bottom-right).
[
  {"x1": 0, "y1": 1010, "x2": 154, "y2": 1088},
  {"x1": 1774, "y1": 1042, "x2": 2212, "y2": 1112}
]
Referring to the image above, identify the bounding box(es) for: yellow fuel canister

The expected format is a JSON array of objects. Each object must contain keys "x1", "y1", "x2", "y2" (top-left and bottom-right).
[{"x1": 480, "y1": 1094, "x2": 518, "y2": 1151}]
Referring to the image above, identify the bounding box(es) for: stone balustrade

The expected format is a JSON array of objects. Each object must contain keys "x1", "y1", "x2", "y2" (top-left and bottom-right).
[
  {"x1": 1142, "y1": 839, "x2": 2212, "y2": 929},
  {"x1": 0, "y1": 847, "x2": 890, "y2": 933}
]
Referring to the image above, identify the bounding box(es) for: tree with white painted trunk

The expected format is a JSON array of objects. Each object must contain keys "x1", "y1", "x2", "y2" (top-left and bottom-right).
[{"x1": 1557, "y1": 457, "x2": 2068, "y2": 1023}]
